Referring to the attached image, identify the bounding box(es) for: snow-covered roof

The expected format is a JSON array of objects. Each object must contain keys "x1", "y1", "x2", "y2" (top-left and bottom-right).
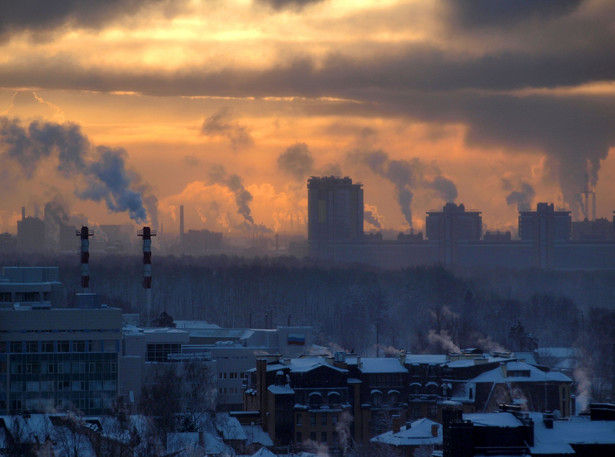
[
  {"x1": 465, "y1": 412, "x2": 523, "y2": 428},
  {"x1": 405, "y1": 354, "x2": 448, "y2": 365},
  {"x1": 530, "y1": 412, "x2": 615, "y2": 452},
  {"x1": 174, "y1": 320, "x2": 221, "y2": 329},
  {"x1": 242, "y1": 425, "x2": 274, "y2": 447},
  {"x1": 167, "y1": 432, "x2": 200, "y2": 454},
  {"x1": 215, "y1": 413, "x2": 247, "y2": 441},
  {"x1": 251, "y1": 447, "x2": 277, "y2": 457},
  {"x1": 470, "y1": 362, "x2": 572, "y2": 384},
  {"x1": 268, "y1": 384, "x2": 295, "y2": 394},
  {"x1": 0, "y1": 414, "x2": 51, "y2": 444},
  {"x1": 371, "y1": 418, "x2": 442, "y2": 446},
  {"x1": 288, "y1": 357, "x2": 347, "y2": 373},
  {"x1": 203, "y1": 431, "x2": 233, "y2": 455},
  {"x1": 360, "y1": 357, "x2": 407, "y2": 373}
]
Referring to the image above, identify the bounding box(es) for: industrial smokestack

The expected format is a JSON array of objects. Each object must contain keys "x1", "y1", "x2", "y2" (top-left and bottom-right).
[
  {"x1": 138, "y1": 226, "x2": 156, "y2": 320},
  {"x1": 21, "y1": 206, "x2": 25, "y2": 221},
  {"x1": 179, "y1": 205, "x2": 184, "y2": 248},
  {"x1": 592, "y1": 192, "x2": 596, "y2": 222},
  {"x1": 76, "y1": 226, "x2": 93, "y2": 292}
]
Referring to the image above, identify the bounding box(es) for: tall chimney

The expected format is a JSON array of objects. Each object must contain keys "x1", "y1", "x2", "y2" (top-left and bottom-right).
[
  {"x1": 592, "y1": 192, "x2": 596, "y2": 222},
  {"x1": 179, "y1": 205, "x2": 184, "y2": 247},
  {"x1": 21, "y1": 206, "x2": 26, "y2": 221},
  {"x1": 138, "y1": 226, "x2": 156, "y2": 320},
  {"x1": 76, "y1": 226, "x2": 93, "y2": 292}
]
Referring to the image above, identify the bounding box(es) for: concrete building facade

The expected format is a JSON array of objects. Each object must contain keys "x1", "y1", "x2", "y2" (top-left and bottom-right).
[{"x1": 308, "y1": 176, "x2": 364, "y2": 258}]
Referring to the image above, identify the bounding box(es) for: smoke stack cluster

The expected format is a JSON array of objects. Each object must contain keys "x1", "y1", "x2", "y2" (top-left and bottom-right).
[
  {"x1": 76, "y1": 226, "x2": 93, "y2": 292},
  {"x1": 138, "y1": 226, "x2": 156, "y2": 318}
]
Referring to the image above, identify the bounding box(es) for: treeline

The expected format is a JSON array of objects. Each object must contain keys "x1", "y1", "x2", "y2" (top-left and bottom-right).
[{"x1": 2, "y1": 253, "x2": 613, "y2": 354}]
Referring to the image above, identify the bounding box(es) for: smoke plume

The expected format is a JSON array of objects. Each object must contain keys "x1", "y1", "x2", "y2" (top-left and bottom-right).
[
  {"x1": 207, "y1": 164, "x2": 254, "y2": 224},
  {"x1": 277, "y1": 142, "x2": 314, "y2": 180},
  {"x1": 364, "y1": 210, "x2": 381, "y2": 230},
  {"x1": 427, "y1": 329, "x2": 461, "y2": 354},
  {"x1": 573, "y1": 366, "x2": 592, "y2": 412},
  {"x1": 364, "y1": 203, "x2": 384, "y2": 230},
  {"x1": 350, "y1": 150, "x2": 457, "y2": 229},
  {"x1": 503, "y1": 178, "x2": 535, "y2": 211},
  {"x1": 201, "y1": 108, "x2": 253, "y2": 151},
  {"x1": 0, "y1": 117, "x2": 155, "y2": 224}
]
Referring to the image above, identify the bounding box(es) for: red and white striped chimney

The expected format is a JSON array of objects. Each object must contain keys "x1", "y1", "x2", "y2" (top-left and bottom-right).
[
  {"x1": 138, "y1": 226, "x2": 156, "y2": 319},
  {"x1": 76, "y1": 226, "x2": 93, "y2": 292}
]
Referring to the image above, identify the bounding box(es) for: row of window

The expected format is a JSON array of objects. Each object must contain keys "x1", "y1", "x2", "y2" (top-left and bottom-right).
[
  {"x1": 218, "y1": 372, "x2": 246, "y2": 379},
  {"x1": 6, "y1": 395, "x2": 115, "y2": 413},
  {"x1": 296, "y1": 412, "x2": 339, "y2": 427},
  {"x1": 296, "y1": 431, "x2": 339, "y2": 444},
  {"x1": 0, "y1": 291, "x2": 50, "y2": 302},
  {"x1": 146, "y1": 343, "x2": 181, "y2": 362},
  {"x1": 9, "y1": 379, "x2": 117, "y2": 393},
  {"x1": 10, "y1": 360, "x2": 117, "y2": 375},
  {"x1": 4, "y1": 340, "x2": 118, "y2": 353},
  {"x1": 218, "y1": 387, "x2": 241, "y2": 395}
]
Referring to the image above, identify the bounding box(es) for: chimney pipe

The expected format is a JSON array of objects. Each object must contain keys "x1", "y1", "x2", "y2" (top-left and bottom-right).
[
  {"x1": 179, "y1": 205, "x2": 184, "y2": 247},
  {"x1": 76, "y1": 226, "x2": 93, "y2": 292},
  {"x1": 21, "y1": 206, "x2": 26, "y2": 221},
  {"x1": 138, "y1": 226, "x2": 156, "y2": 321}
]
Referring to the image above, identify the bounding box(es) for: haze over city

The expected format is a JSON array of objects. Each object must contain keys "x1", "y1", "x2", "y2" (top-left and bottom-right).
[{"x1": 1, "y1": 0, "x2": 615, "y2": 237}]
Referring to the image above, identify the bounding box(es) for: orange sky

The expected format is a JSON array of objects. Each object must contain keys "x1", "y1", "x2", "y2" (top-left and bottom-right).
[{"x1": 1, "y1": 0, "x2": 614, "y2": 237}]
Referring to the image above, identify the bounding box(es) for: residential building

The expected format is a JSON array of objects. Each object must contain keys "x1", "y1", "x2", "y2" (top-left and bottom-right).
[
  {"x1": 307, "y1": 176, "x2": 364, "y2": 258},
  {"x1": 442, "y1": 403, "x2": 615, "y2": 457}
]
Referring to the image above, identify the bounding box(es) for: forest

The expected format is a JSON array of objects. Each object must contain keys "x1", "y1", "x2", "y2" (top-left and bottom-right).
[{"x1": 2, "y1": 252, "x2": 614, "y2": 401}]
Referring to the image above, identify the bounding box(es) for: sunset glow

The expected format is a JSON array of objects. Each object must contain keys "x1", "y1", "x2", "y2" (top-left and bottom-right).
[{"x1": 1, "y1": 0, "x2": 614, "y2": 237}]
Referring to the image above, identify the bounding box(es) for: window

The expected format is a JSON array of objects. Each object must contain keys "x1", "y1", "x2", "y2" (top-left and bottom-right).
[
  {"x1": 296, "y1": 432, "x2": 302, "y2": 443},
  {"x1": 321, "y1": 432, "x2": 327, "y2": 443},
  {"x1": 26, "y1": 341, "x2": 38, "y2": 353},
  {"x1": 74, "y1": 341, "x2": 86, "y2": 352},
  {"x1": 310, "y1": 414, "x2": 316, "y2": 426},
  {"x1": 321, "y1": 414, "x2": 327, "y2": 426},
  {"x1": 58, "y1": 341, "x2": 70, "y2": 352},
  {"x1": 296, "y1": 413, "x2": 302, "y2": 426},
  {"x1": 42, "y1": 341, "x2": 54, "y2": 352},
  {"x1": 10, "y1": 342, "x2": 22, "y2": 353},
  {"x1": 310, "y1": 432, "x2": 316, "y2": 442},
  {"x1": 332, "y1": 414, "x2": 338, "y2": 425}
]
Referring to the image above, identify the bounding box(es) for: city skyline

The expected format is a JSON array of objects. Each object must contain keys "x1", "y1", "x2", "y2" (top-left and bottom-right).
[{"x1": 1, "y1": 0, "x2": 615, "y2": 236}]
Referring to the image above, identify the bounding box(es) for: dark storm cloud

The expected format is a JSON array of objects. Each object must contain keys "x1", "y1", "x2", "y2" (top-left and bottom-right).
[
  {"x1": 201, "y1": 108, "x2": 253, "y2": 151},
  {"x1": 207, "y1": 164, "x2": 254, "y2": 224},
  {"x1": 1, "y1": 3, "x2": 613, "y2": 217},
  {"x1": 4, "y1": 35, "x2": 615, "y2": 96},
  {"x1": 443, "y1": 0, "x2": 585, "y2": 28},
  {"x1": 0, "y1": 0, "x2": 183, "y2": 40},
  {"x1": 277, "y1": 142, "x2": 314, "y2": 180},
  {"x1": 0, "y1": 116, "x2": 156, "y2": 223},
  {"x1": 256, "y1": 0, "x2": 325, "y2": 12}
]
